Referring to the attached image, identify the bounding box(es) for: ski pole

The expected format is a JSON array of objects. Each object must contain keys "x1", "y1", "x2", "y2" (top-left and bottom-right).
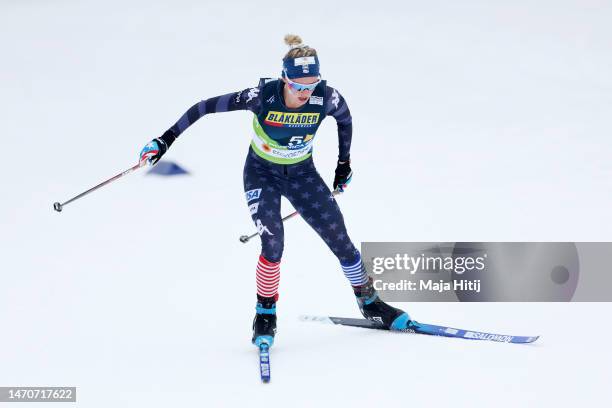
[
  {"x1": 53, "y1": 161, "x2": 146, "y2": 212},
  {"x1": 239, "y1": 189, "x2": 342, "y2": 243}
]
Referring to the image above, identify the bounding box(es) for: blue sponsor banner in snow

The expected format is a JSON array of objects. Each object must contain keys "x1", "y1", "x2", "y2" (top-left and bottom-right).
[
  {"x1": 361, "y1": 242, "x2": 612, "y2": 302},
  {"x1": 147, "y1": 161, "x2": 189, "y2": 176}
]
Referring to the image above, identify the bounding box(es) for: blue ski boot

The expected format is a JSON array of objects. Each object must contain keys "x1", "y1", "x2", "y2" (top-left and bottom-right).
[
  {"x1": 353, "y1": 278, "x2": 412, "y2": 330},
  {"x1": 252, "y1": 296, "x2": 277, "y2": 347}
]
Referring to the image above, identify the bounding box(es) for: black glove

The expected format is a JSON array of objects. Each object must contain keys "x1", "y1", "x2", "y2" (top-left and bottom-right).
[
  {"x1": 333, "y1": 159, "x2": 353, "y2": 192},
  {"x1": 139, "y1": 130, "x2": 176, "y2": 165}
]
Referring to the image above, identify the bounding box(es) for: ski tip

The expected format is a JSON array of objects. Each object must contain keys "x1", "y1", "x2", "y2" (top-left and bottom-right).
[
  {"x1": 505, "y1": 335, "x2": 540, "y2": 344},
  {"x1": 258, "y1": 345, "x2": 271, "y2": 383}
]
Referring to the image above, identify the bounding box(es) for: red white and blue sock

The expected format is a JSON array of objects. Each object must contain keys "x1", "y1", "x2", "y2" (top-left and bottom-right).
[
  {"x1": 341, "y1": 255, "x2": 369, "y2": 287},
  {"x1": 256, "y1": 255, "x2": 280, "y2": 300}
]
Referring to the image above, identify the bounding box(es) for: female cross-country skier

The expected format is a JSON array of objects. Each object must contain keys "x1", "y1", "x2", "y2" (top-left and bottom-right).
[{"x1": 139, "y1": 34, "x2": 411, "y2": 348}]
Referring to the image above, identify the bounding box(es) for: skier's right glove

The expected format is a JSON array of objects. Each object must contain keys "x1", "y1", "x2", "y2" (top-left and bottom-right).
[{"x1": 139, "y1": 130, "x2": 176, "y2": 166}]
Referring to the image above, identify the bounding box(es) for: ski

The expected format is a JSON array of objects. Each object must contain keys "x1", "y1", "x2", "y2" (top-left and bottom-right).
[
  {"x1": 299, "y1": 315, "x2": 539, "y2": 344},
  {"x1": 258, "y1": 343, "x2": 271, "y2": 383}
]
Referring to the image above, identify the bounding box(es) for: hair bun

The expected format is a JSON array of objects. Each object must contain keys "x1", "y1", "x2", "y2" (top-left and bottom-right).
[{"x1": 284, "y1": 34, "x2": 303, "y2": 48}]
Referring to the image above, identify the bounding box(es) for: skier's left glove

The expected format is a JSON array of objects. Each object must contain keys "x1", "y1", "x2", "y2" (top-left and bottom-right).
[
  {"x1": 333, "y1": 159, "x2": 353, "y2": 192},
  {"x1": 139, "y1": 130, "x2": 176, "y2": 166}
]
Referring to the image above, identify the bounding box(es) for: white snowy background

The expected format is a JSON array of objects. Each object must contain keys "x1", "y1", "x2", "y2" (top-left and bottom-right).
[{"x1": 1, "y1": 0, "x2": 611, "y2": 406}]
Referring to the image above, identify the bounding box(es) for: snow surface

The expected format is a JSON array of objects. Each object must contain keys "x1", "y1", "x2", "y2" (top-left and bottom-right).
[{"x1": 1, "y1": 0, "x2": 611, "y2": 406}]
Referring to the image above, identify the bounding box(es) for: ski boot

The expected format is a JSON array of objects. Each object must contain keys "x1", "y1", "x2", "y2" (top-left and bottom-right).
[
  {"x1": 353, "y1": 278, "x2": 412, "y2": 330},
  {"x1": 252, "y1": 295, "x2": 277, "y2": 347}
]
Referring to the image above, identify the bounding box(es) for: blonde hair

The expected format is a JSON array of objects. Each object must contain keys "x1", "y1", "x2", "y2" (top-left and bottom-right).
[{"x1": 283, "y1": 34, "x2": 317, "y2": 60}]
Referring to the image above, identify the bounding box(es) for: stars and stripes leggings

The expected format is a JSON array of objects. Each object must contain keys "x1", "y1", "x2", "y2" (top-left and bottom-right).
[{"x1": 243, "y1": 148, "x2": 368, "y2": 299}]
